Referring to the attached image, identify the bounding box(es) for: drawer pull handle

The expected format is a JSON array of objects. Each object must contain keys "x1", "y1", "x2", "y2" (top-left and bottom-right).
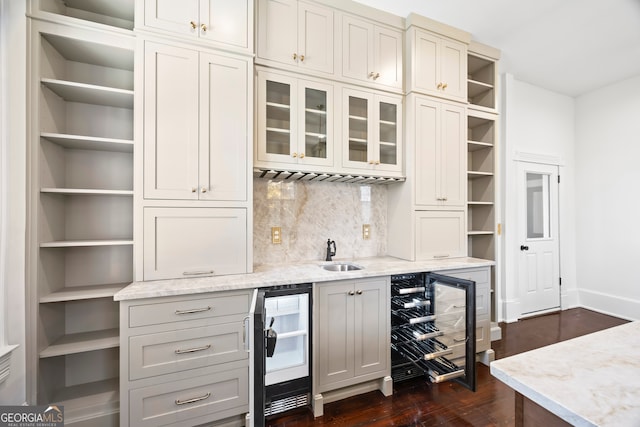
[
  {"x1": 453, "y1": 337, "x2": 468, "y2": 343},
  {"x1": 175, "y1": 344, "x2": 211, "y2": 354},
  {"x1": 175, "y1": 306, "x2": 212, "y2": 315},
  {"x1": 433, "y1": 254, "x2": 449, "y2": 259},
  {"x1": 182, "y1": 270, "x2": 214, "y2": 276},
  {"x1": 175, "y1": 392, "x2": 211, "y2": 406}
]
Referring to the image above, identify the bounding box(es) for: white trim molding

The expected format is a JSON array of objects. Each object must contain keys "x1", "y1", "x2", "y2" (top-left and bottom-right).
[{"x1": 513, "y1": 151, "x2": 565, "y2": 166}]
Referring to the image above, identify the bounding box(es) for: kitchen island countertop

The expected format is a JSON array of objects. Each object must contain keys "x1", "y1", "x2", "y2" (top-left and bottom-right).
[
  {"x1": 490, "y1": 321, "x2": 640, "y2": 427},
  {"x1": 114, "y1": 256, "x2": 494, "y2": 301}
]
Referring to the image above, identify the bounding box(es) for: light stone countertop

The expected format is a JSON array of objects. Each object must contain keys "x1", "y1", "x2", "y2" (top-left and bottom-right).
[
  {"x1": 490, "y1": 321, "x2": 640, "y2": 427},
  {"x1": 114, "y1": 256, "x2": 494, "y2": 301}
]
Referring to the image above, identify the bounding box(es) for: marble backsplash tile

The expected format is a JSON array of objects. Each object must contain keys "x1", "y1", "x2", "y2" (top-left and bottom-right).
[{"x1": 253, "y1": 178, "x2": 387, "y2": 266}]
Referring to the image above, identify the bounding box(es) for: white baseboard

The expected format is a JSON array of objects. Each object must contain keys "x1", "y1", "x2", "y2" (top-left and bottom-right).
[{"x1": 578, "y1": 289, "x2": 640, "y2": 321}]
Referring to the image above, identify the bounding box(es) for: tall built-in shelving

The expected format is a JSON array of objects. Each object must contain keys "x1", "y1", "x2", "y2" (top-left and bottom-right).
[{"x1": 27, "y1": 1, "x2": 135, "y2": 424}]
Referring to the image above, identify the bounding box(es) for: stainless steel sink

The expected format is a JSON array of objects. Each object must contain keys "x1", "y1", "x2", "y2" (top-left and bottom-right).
[{"x1": 320, "y1": 263, "x2": 363, "y2": 272}]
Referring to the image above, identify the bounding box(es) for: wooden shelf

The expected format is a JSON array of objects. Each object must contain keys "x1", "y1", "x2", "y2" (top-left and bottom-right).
[
  {"x1": 40, "y1": 328, "x2": 119, "y2": 358},
  {"x1": 349, "y1": 115, "x2": 367, "y2": 121},
  {"x1": 468, "y1": 79, "x2": 493, "y2": 98},
  {"x1": 266, "y1": 127, "x2": 291, "y2": 134},
  {"x1": 41, "y1": 188, "x2": 133, "y2": 196},
  {"x1": 40, "y1": 240, "x2": 134, "y2": 248},
  {"x1": 41, "y1": 133, "x2": 133, "y2": 153},
  {"x1": 305, "y1": 108, "x2": 326, "y2": 115},
  {"x1": 468, "y1": 230, "x2": 494, "y2": 236},
  {"x1": 468, "y1": 201, "x2": 494, "y2": 206},
  {"x1": 41, "y1": 78, "x2": 134, "y2": 109},
  {"x1": 468, "y1": 171, "x2": 494, "y2": 179},
  {"x1": 40, "y1": 283, "x2": 128, "y2": 304},
  {"x1": 266, "y1": 101, "x2": 290, "y2": 110},
  {"x1": 43, "y1": 33, "x2": 133, "y2": 71},
  {"x1": 468, "y1": 140, "x2": 493, "y2": 151}
]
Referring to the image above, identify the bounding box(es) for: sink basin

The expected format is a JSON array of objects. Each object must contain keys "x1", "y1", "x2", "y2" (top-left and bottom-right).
[{"x1": 320, "y1": 263, "x2": 363, "y2": 272}]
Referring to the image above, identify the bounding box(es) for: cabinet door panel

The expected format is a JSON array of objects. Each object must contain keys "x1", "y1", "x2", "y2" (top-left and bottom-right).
[
  {"x1": 199, "y1": 53, "x2": 248, "y2": 201},
  {"x1": 415, "y1": 211, "x2": 466, "y2": 259},
  {"x1": 299, "y1": 79, "x2": 334, "y2": 166},
  {"x1": 257, "y1": 0, "x2": 297, "y2": 66},
  {"x1": 143, "y1": 207, "x2": 247, "y2": 280},
  {"x1": 415, "y1": 98, "x2": 440, "y2": 205},
  {"x1": 257, "y1": 71, "x2": 298, "y2": 163},
  {"x1": 413, "y1": 29, "x2": 439, "y2": 94},
  {"x1": 200, "y1": 0, "x2": 250, "y2": 49},
  {"x1": 144, "y1": 42, "x2": 199, "y2": 200},
  {"x1": 144, "y1": 0, "x2": 199, "y2": 37},
  {"x1": 441, "y1": 103, "x2": 466, "y2": 207},
  {"x1": 298, "y1": 3, "x2": 334, "y2": 73},
  {"x1": 342, "y1": 15, "x2": 373, "y2": 82},
  {"x1": 316, "y1": 282, "x2": 355, "y2": 388},
  {"x1": 374, "y1": 26, "x2": 402, "y2": 89},
  {"x1": 353, "y1": 277, "x2": 388, "y2": 377},
  {"x1": 440, "y1": 39, "x2": 467, "y2": 101}
]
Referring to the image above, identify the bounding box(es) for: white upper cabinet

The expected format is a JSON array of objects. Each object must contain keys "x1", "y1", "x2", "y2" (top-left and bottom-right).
[
  {"x1": 341, "y1": 14, "x2": 403, "y2": 90},
  {"x1": 139, "y1": 0, "x2": 252, "y2": 52},
  {"x1": 257, "y1": 0, "x2": 334, "y2": 74},
  {"x1": 342, "y1": 87, "x2": 402, "y2": 174},
  {"x1": 143, "y1": 41, "x2": 249, "y2": 201},
  {"x1": 407, "y1": 27, "x2": 468, "y2": 102},
  {"x1": 413, "y1": 96, "x2": 466, "y2": 207},
  {"x1": 256, "y1": 69, "x2": 334, "y2": 168}
]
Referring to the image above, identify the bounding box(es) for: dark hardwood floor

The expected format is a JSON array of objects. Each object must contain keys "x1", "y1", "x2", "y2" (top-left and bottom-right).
[{"x1": 266, "y1": 308, "x2": 628, "y2": 427}]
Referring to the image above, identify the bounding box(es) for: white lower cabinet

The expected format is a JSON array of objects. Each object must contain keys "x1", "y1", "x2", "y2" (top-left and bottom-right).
[
  {"x1": 313, "y1": 277, "x2": 391, "y2": 416},
  {"x1": 415, "y1": 211, "x2": 466, "y2": 259},
  {"x1": 120, "y1": 290, "x2": 251, "y2": 427},
  {"x1": 143, "y1": 207, "x2": 248, "y2": 280}
]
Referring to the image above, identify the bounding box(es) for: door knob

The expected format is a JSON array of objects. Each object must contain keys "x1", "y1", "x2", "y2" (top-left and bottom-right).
[{"x1": 520, "y1": 245, "x2": 529, "y2": 251}]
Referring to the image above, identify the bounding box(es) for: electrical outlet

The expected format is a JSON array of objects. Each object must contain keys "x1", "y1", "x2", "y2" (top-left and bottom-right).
[
  {"x1": 362, "y1": 224, "x2": 371, "y2": 240},
  {"x1": 271, "y1": 227, "x2": 282, "y2": 244}
]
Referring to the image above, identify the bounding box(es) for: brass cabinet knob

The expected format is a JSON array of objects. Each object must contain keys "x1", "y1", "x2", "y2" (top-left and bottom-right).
[
  {"x1": 437, "y1": 82, "x2": 443, "y2": 89},
  {"x1": 292, "y1": 152, "x2": 297, "y2": 158},
  {"x1": 299, "y1": 153, "x2": 305, "y2": 158},
  {"x1": 292, "y1": 53, "x2": 297, "y2": 60},
  {"x1": 191, "y1": 188, "x2": 197, "y2": 193},
  {"x1": 201, "y1": 23, "x2": 207, "y2": 32},
  {"x1": 348, "y1": 291, "x2": 355, "y2": 296},
  {"x1": 300, "y1": 54, "x2": 305, "y2": 62},
  {"x1": 190, "y1": 21, "x2": 197, "y2": 29},
  {"x1": 442, "y1": 83, "x2": 448, "y2": 90},
  {"x1": 356, "y1": 290, "x2": 363, "y2": 295},
  {"x1": 375, "y1": 160, "x2": 380, "y2": 165},
  {"x1": 374, "y1": 72, "x2": 380, "y2": 79},
  {"x1": 201, "y1": 187, "x2": 207, "y2": 193}
]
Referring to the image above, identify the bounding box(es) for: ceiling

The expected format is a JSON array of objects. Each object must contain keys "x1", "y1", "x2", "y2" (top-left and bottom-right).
[{"x1": 353, "y1": 0, "x2": 640, "y2": 97}]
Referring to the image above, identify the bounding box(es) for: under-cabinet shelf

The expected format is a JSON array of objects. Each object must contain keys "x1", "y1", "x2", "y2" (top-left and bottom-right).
[
  {"x1": 39, "y1": 328, "x2": 120, "y2": 358},
  {"x1": 41, "y1": 78, "x2": 134, "y2": 109},
  {"x1": 40, "y1": 240, "x2": 134, "y2": 248},
  {"x1": 39, "y1": 284, "x2": 128, "y2": 303},
  {"x1": 41, "y1": 188, "x2": 133, "y2": 196},
  {"x1": 41, "y1": 133, "x2": 133, "y2": 153}
]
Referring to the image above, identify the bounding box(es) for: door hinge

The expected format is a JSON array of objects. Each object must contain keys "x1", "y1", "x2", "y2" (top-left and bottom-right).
[
  {"x1": 558, "y1": 175, "x2": 561, "y2": 183},
  {"x1": 559, "y1": 277, "x2": 562, "y2": 286}
]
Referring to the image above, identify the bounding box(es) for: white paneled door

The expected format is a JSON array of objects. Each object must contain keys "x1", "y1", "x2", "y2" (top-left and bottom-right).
[{"x1": 517, "y1": 161, "x2": 560, "y2": 315}]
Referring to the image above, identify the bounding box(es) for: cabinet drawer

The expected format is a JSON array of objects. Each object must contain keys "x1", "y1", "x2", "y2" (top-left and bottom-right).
[
  {"x1": 130, "y1": 367, "x2": 248, "y2": 427},
  {"x1": 443, "y1": 324, "x2": 487, "y2": 359},
  {"x1": 129, "y1": 323, "x2": 247, "y2": 380},
  {"x1": 143, "y1": 207, "x2": 248, "y2": 281},
  {"x1": 129, "y1": 293, "x2": 250, "y2": 328},
  {"x1": 440, "y1": 268, "x2": 490, "y2": 317}
]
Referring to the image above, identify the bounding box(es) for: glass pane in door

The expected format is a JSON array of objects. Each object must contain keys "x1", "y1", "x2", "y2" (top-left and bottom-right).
[
  {"x1": 526, "y1": 172, "x2": 550, "y2": 239},
  {"x1": 378, "y1": 102, "x2": 397, "y2": 165},
  {"x1": 348, "y1": 96, "x2": 368, "y2": 162},
  {"x1": 304, "y1": 88, "x2": 327, "y2": 160},
  {"x1": 266, "y1": 80, "x2": 291, "y2": 155}
]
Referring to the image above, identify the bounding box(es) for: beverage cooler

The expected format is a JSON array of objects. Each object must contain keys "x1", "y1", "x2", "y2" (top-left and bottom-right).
[
  {"x1": 249, "y1": 284, "x2": 312, "y2": 427},
  {"x1": 390, "y1": 272, "x2": 476, "y2": 391}
]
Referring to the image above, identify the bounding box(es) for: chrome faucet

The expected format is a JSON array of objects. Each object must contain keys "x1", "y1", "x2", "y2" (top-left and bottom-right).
[{"x1": 326, "y1": 239, "x2": 336, "y2": 261}]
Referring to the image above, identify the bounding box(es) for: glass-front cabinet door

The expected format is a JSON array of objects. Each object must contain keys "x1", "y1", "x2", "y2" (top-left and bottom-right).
[
  {"x1": 343, "y1": 87, "x2": 402, "y2": 173},
  {"x1": 257, "y1": 69, "x2": 333, "y2": 167}
]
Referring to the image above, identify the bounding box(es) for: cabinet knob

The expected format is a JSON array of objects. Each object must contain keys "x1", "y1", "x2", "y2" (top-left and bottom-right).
[
  {"x1": 437, "y1": 82, "x2": 443, "y2": 90},
  {"x1": 442, "y1": 83, "x2": 448, "y2": 90},
  {"x1": 369, "y1": 71, "x2": 380, "y2": 79},
  {"x1": 201, "y1": 23, "x2": 207, "y2": 32},
  {"x1": 190, "y1": 21, "x2": 197, "y2": 29},
  {"x1": 292, "y1": 152, "x2": 297, "y2": 158},
  {"x1": 374, "y1": 72, "x2": 380, "y2": 79},
  {"x1": 201, "y1": 187, "x2": 207, "y2": 193},
  {"x1": 299, "y1": 54, "x2": 305, "y2": 62},
  {"x1": 375, "y1": 160, "x2": 380, "y2": 165},
  {"x1": 292, "y1": 53, "x2": 297, "y2": 61},
  {"x1": 191, "y1": 188, "x2": 197, "y2": 193},
  {"x1": 299, "y1": 153, "x2": 305, "y2": 158},
  {"x1": 356, "y1": 290, "x2": 362, "y2": 295},
  {"x1": 348, "y1": 291, "x2": 355, "y2": 296}
]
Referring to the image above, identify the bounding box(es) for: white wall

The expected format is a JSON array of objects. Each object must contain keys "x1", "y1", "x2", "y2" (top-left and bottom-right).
[
  {"x1": 0, "y1": 0, "x2": 27, "y2": 404},
  {"x1": 574, "y1": 75, "x2": 640, "y2": 320},
  {"x1": 501, "y1": 74, "x2": 578, "y2": 322}
]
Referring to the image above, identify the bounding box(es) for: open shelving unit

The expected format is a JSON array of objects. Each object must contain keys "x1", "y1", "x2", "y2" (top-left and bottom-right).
[{"x1": 27, "y1": 5, "x2": 135, "y2": 424}]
